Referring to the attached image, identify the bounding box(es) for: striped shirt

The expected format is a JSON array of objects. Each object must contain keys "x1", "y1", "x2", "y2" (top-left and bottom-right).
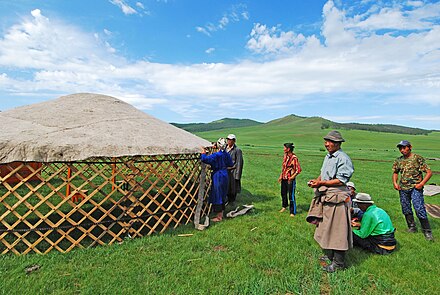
[{"x1": 280, "y1": 153, "x2": 301, "y2": 180}]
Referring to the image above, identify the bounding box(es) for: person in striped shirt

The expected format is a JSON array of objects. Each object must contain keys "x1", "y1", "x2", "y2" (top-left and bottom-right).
[{"x1": 278, "y1": 142, "x2": 302, "y2": 217}]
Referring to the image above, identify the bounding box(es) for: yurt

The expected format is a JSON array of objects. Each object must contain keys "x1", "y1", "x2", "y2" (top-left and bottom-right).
[{"x1": 0, "y1": 93, "x2": 212, "y2": 254}]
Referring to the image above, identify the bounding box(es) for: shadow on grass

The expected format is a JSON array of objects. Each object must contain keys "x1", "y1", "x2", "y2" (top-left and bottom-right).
[
  {"x1": 346, "y1": 248, "x2": 372, "y2": 268},
  {"x1": 238, "y1": 188, "x2": 273, "y2": 204},
  {"x1": 347, "y1": 239, "x2": 401, "y2": 268}
]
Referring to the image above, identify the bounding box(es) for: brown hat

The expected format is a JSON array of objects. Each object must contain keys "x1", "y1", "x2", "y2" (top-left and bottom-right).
[{"x1": 323, "y1": 130, "x2": 345, "y2": 142}]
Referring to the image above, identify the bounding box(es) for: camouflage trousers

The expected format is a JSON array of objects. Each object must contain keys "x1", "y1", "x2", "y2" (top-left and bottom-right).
[{"x1": 399, "y1": 188, "x2": 428, "y2": 219}]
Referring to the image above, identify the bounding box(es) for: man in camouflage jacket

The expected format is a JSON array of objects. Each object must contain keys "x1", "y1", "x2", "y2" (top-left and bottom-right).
[{"x1": 392, "y1": 140, "x2": 433, "y2": 241}]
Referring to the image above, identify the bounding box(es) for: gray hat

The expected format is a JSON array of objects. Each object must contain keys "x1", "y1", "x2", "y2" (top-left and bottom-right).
[
  {"x1": 396, "y1": 140, "x2": 411, "y2": 147},
  {"x1": 353, "y1": 193, "x2": 374, "y2": 204},
  {"x1": 323, "y1": 130, "x2": 345, "y2": 142},
  {"x1": 346, "y1": 181, "x2": 356, "y2": 189}
]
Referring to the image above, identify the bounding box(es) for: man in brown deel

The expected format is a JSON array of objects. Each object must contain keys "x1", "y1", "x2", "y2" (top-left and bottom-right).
[{"x1": 307, "y1": 130, "x2": 354, "y2": 272}]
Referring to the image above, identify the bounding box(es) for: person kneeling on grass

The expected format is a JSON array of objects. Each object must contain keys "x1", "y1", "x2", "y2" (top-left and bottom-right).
[{"x1": 351, "y1": 193, "x2": 397, "y2": 255}]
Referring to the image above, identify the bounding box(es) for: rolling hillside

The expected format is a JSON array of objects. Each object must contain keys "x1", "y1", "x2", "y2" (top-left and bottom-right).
[
  {"x1": 172, "y1": 118, "x2": 262, "y2": 132},
  {"x1": 175, "y1": 114, "x2": 432, "y2": 135}
]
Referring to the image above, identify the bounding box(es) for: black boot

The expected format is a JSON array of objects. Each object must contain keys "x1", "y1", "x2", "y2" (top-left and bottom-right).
[
  {"x1": 322, "y1": 250, "x2": 346, "y2": 272},
  {"x1": 405, "y1": 214, "x2": 417, "y2": 233},
  {"x1": 419, "y1": 218, "x2": 434, "y2": 241}
]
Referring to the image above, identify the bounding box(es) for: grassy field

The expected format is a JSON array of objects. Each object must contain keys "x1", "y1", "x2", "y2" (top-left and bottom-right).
[{"x1": 1, "y1": 123, "x2": 439, "y2": 294}]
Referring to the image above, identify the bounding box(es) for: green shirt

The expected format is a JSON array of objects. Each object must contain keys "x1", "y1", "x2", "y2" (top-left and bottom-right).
[
  {"x1": 353, "y1": 205, "x2": 395, "y2": 239},
  {"x1": 392, "y1": 153, "x2": 430, "y2": 190}
]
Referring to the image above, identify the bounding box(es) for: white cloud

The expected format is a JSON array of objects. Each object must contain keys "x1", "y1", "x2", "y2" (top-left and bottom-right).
[
  {"x1": 407, "y1": 1, "x2": 424, "y2": 8},
  {"x1": 322, "y1": 0, "x2": 357, "y2": 47},
  {"x1": 246, "y1": 23, "x2": 308, "y2": 55},
  {"x1": 31, "y1": 9, "x2": 43, "y2": 18},
  {"x1": 109, "y1": 0, "x2": 137, "y2": 15},
  {"x1": 205, "y1": 48, "x2": 215, "y2": 54},
  {"x1": 196, "y1": 4, "x2": 249, "y2": 35},
  {"x1": 196, "y1": 26, "x2": 210, "y2": 37}
]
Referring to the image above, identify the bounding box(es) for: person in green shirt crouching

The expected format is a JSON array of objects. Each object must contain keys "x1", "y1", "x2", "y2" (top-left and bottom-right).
[{"x1": 351, "y1": 193, "x2": 397, "y2": 255}]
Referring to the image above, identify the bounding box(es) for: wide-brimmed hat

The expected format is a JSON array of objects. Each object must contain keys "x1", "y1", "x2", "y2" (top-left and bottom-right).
[
  {"x1": 353, "y1": 193, "x2": 374, "y2": 204},
  {"x1": 323, "y1": 130, "x2": 345, "y2": 142},
  {"x1": 396, "y1": 140, "x2": 411, "y2": 147},
  {"x1": 226, "y1": 134, "x2": 236, "y2": 140},
  {"x1": 346, "y1": 181, "x2": 356, "y2": 189}
]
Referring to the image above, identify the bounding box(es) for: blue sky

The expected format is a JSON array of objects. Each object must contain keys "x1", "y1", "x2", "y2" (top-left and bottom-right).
[{"x1": 0, "y1": 0, "x2": 439, "y2": 129}]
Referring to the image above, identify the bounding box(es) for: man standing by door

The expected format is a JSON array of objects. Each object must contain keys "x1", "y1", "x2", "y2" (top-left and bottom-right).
[{"x1": 226, "y1": 134, "x2": 244, "y2": 205}]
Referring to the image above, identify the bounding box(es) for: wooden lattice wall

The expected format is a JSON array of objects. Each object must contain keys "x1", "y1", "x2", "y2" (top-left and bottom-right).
[{"x1": 0, "y1": 154, "x2": 211, "y2": 254}]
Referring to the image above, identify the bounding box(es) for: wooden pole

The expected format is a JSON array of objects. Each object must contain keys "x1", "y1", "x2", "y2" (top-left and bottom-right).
[
  {"x1": 66, "y1": 166, "x2": 71, "y2": 198},
  {"x1": 111, "y1": 159, "x2": 116, "y2": 191},
  {"x1": 194, "y1": 162, "x2": 207, "y2": 229}
]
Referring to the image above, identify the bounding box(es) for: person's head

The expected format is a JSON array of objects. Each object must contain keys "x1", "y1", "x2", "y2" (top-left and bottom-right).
[
  {"x1": 283, "y1": 142, "x2": 294, "y2": 153},
  {"x1": 217, "y1": 137, "x2": 227, "y2": 151},
  {"x1": 323, "y1": 130, "x2": 345, "y2": 154},
  {"x1": 396, "y1": 140, "x2": 412, "y2": 158},
  {"x1": 353, "y1": 193, "x2": 374, "y2": 211},
  {"x1": 226, "y1": 134, "x2": 236, "y2": 147},
  {"x1": 346, "y1": 181, "x2": 356, "y2": 197}
]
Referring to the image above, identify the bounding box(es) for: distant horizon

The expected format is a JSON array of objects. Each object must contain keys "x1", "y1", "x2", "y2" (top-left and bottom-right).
[
  {"x1": 171, "y1": 114, "x2": 438, "y2": 131},
  {"x1": 0, "y1": 1, "x2": 439, "y2": 129}
]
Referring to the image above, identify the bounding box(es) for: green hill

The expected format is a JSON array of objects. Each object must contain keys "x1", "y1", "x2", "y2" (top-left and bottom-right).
[
  {"x1": 174, "y1": 114, "x2": 432, "y2": 135},
  {"x1": 172, "y1": 118, "x2": 262, "y2": 132},
  {"x1": 266, "y1": 114, "x2": 431, "y2": 135},
  {"x1": 195, "y1": 114, "x2": 439, "y2": 161}
]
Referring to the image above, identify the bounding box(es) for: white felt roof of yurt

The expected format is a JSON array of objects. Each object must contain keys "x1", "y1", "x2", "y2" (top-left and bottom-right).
[{"x1": 0, "y1": 93, "x2": 211, "y2": 163}]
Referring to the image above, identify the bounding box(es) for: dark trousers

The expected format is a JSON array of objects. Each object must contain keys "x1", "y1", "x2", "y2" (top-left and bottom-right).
[
  {"x1": 212, "y1": 203, "x2": 225, "y2": 213},
  {"x1": 353, "y1": 232, "x2": 396, "y2": 255},
  {"x1": 281, "y1": 179, "x2": 296, "y2": 214},
  {"x1": 227, "y1": 174, "x2": 241, "y2": 203}
]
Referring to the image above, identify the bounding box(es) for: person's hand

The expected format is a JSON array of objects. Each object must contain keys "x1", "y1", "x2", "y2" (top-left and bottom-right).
[
  {"x1": 288, "y1": 176, "x2": 296, "y2": 184},
  {"x1": 351, "y1": 221, "x2": 361, "y2": 227},
  {"x1": 393, "y1": 183, "x2": 401, "y2": 190},
  {"x1": 308, "y1": 179, "x2": 320, "y2": 188},
  {"x1": 414, "y1": 183, "x2": 424, "y2": 190},
  {"x1": 278, "y1": 177, "x2": 282, "y2": 183},
  {"x1": 200, "y1": 146, "x2": 206, "y2": 154}
]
